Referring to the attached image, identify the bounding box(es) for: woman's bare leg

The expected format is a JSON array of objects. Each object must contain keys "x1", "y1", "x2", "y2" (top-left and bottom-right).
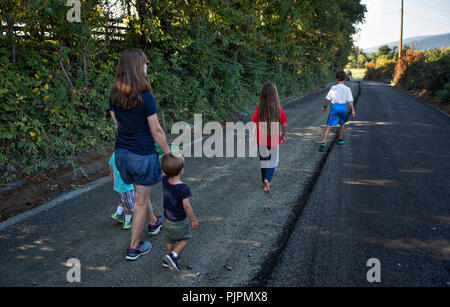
[
  {"x1": 147, "y1": 199, "x2": 157, "y2": 225},
  {"x1": 130, "y1": 184, "x2": 150, "y2": 248}
]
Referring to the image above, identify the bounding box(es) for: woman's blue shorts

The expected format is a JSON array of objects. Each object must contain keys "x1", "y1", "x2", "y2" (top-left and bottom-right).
[{"x1": 115, "y1": 148, "x2": 161, "y2": 186}]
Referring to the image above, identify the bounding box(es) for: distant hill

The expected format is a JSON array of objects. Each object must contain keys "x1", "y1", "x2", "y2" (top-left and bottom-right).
[{"x1": 363, "y1": 33, "x2": 450, "y2": 54}]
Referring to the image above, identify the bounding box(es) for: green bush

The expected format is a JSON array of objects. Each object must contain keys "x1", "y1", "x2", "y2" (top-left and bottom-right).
[
  {"x1": 0, "y1": 41, "x2": 117, "y2": 183},
  {"x1": 435, "y1": 83, "x2": 450, "y2": 104},
  {"x1": 364, "y1": 47, "x2": 449, "y2": 105}
]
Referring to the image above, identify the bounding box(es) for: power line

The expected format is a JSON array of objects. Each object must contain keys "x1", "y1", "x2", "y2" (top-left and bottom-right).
[
  {"x1": 410, "y1": 0, "x2": 450, "y2": 15},
  {"x1": 405, "y1": 11, "x2": 450, "y2": 27}
]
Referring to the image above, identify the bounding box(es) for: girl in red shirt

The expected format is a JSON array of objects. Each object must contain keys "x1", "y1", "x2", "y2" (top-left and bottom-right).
[{"x1": 251, "y1": 83, "x2": 288, "y2": 194}]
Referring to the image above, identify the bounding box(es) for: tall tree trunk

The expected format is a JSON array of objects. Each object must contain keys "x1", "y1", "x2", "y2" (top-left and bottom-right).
[{"x1": 6, "y1": 15, "x2": 16, "y2": 63}]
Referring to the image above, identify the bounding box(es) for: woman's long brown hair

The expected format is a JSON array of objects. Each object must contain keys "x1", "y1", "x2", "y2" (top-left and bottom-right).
[
  {"x1": 110, "y1": 49, "x2": 151, "y2": 110},
  {"x1": 257, "y1": 83, "x2": 280, "y2": 136}
]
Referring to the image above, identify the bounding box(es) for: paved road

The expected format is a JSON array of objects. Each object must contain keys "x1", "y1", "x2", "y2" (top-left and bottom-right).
[
  {"x1": 269, "y1": 82, "x2": 450, "y2": 287},
  {"x1": 0, "y1": 82, "x2": 358, "y2": 287}
]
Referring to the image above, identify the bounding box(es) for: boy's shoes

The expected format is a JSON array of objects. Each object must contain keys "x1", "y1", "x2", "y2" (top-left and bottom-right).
[
  {"x1": 318, "y1": 143, "x2": 327, "y2": 152},
  {"x1": 162, "y1": 258, "x2": 169, "y2": 268},
  {"x1": 126, "y1": 240, "x2": 152, "y2": 261},
  {"x1": 111, "y1": 212, "x2": 125, "y2": 223},
  {"x1": 165, "y1": 252, "x2": 181, "y2": 272},
  {"x1": 337, "y1": 139, "x2": 344, "y2": 145},
  {"x1": 148, "y1": 215, "x2": 163, "y2": 236},
  {"x1": 123, "y1": 220, "x2": 132, "y2": 230}
]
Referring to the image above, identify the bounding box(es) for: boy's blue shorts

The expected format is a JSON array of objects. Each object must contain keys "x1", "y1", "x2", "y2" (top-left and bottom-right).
[{"x1": 327, "y1": 104, "x2": 347, "y2": 126}]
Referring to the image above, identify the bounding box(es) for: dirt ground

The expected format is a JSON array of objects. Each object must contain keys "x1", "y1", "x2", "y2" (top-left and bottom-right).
[{"x1": 0, "y1": 150, "x2": 113, "y2": 222}]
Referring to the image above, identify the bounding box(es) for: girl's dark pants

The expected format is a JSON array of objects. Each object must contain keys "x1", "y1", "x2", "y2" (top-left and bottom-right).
[{"x1": 259, "y1": 146, "x2": 275, "y2": 183}]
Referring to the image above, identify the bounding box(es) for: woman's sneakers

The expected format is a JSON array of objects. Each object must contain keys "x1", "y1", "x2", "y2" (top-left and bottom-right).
[
  {"x1": 148, "y1": 215, "x2": 163, "y2": 236},
  {"x1": 126, "y1": 240, "x2": 152, "y2": 261},
  {"x1": 337, "y1": 139, "x2": 344, "y2": 145},
  {"x1": 165, "y1": 252, "x2": 181, "y2": 272}
]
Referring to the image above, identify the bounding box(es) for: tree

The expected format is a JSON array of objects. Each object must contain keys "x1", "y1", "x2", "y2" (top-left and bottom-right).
[
  {"x1": 378, "y1": 45, "x2": 392, "y2": 56},
  {"x1": 357, "y1": 53, "x2": 366, "y2": 68}
]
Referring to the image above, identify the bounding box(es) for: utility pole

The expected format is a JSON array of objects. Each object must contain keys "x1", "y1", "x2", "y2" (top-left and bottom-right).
[{"x1": 399, "y1": 0, "x2": 404, "y2": 58}]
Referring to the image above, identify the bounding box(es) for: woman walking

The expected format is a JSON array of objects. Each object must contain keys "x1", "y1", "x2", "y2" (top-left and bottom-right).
[{"x1": 109, "y1": 49, "x2": 171, "y2": 260}]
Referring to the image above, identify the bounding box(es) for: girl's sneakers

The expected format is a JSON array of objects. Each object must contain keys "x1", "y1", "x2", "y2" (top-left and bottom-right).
[
  {"x1": 111, "y1": 212, "x2": 132, "y2": 230},
  {"x1": 123, "y1": 220, "x2": 132, "y2": 230},
  {"x1": 111, "y1": 212, "x2": 125, "y2": 223},
  {"x1": 126, "y1": 240, "x2": 152, "y2": 261}
]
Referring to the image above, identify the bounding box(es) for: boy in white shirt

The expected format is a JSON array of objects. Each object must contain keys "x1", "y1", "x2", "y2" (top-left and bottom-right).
[{"x1": 319, "y1": 71, "x2": 356, "y2": 152}]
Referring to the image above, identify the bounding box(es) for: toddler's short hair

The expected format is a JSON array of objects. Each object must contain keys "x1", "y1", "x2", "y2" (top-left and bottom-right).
[
  {"x1": 336, "y1": 71, "x2": 347, "y2": 82},
  {"x1": 161, "y1": 151, "x2": 185, "y2": 177}
]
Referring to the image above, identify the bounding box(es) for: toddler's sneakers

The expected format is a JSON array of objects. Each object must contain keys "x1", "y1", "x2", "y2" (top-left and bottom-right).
[
  {"x1": 148, "y1": 215, "x2": 163, "y2": 236},
  {"x1": 162, "y1": 258, "x2": 169, "y2": 268},
  {"x1": 165, "y1": 252, "x2": 181, "y2": 272},
  {"x1": 126, "y1": 240, "x2": 152, "y2": 261}
]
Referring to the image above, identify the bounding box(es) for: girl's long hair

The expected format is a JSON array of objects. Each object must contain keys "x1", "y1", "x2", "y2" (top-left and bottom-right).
[
  {"x1": 110, "y1": 49, "x2": 151, "y2": 110},
  {"x1": 257, "y1": 83, "x2": 280, "y2": 136}
]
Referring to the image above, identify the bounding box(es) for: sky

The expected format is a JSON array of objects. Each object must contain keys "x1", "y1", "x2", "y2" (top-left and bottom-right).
[{"x1": 353, "y1": 0, "x2": 450, "y2": 49}]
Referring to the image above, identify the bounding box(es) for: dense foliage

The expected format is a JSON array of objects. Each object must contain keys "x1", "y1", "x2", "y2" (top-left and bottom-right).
[
  {"x1": 394, "y1": 48, "x2": 450, "y2": 103},
  {"x1": 0, "y1": 0, "x2": 366, "y2": 184},
  {"x1": 362, "y1": 45, "x2": 450, "y2": 105}
]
